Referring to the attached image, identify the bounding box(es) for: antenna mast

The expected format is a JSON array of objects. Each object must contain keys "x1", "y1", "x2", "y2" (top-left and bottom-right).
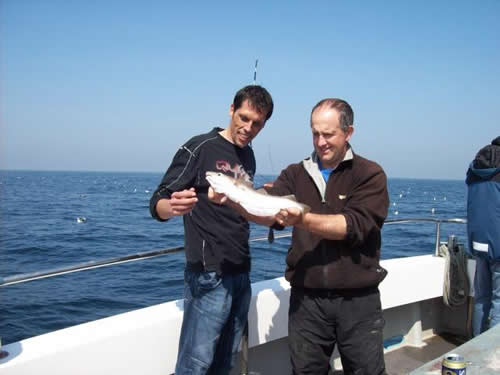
[{"x1": 253, "y1": 59, "x2": 259, "y2": 84}]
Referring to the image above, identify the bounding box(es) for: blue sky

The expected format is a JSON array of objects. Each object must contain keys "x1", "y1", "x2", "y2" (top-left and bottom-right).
[{"x1": 1, "y1": 1, "x2": 499, "y2": 179}]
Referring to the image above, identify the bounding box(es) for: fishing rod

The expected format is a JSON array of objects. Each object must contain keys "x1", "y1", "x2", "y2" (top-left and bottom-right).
[{"x1": 250, "y1": 58, "x2": 276, "y2": 176}]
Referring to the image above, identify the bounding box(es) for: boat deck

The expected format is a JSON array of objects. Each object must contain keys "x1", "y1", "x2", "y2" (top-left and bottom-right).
[
  {"x1": 329, "y1": 333, "x2": 464, "y2": 375},
  {"x1": 411, "y1": 324, "x2": 500, "y2": 375},
  {"x1": 385, "y1": 333, "x2": 464, "y2": 374}
]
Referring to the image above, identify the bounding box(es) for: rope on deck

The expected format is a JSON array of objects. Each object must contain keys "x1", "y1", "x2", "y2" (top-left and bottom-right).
[{"x1": 439, "y1": 240, "x2": 470, "y2": 307}]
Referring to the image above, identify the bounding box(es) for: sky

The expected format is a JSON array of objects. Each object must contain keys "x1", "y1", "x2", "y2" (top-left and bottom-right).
[{"x1": 1, "y1": 1, "x2": 499, "y2": 180}]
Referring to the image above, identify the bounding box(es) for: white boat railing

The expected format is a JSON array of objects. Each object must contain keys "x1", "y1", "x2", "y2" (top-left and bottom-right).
[
  {"x1": 0, "y1": 218, "x2": 466, "y2": 288},
  {"x1": 384, "y1": 217, "x2": 467, "y2": 256}
]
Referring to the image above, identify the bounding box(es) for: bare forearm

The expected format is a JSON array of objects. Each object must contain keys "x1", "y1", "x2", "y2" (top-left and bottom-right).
[{"x1": 297, "y1": 212, "x2": 347, "y2": 240}]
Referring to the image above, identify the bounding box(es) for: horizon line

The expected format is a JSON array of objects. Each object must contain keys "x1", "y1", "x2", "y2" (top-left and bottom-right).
[{"x1": 0, "y1": 168, "x2": 464, "y2": 182}]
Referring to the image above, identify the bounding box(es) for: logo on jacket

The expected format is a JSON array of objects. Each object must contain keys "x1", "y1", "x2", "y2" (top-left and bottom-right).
[{"x1": 215, "y1": 160, "x2": 252, "y2": 183}]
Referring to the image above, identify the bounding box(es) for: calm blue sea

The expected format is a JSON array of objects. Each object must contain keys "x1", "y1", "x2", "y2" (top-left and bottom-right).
[{"x1": 0, "y1": 171, "x2": 467, "y2": 345}]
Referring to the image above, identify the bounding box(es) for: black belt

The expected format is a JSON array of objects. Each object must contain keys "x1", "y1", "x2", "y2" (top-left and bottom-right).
[
  {"x1": 185, "y1": 261, "x2": 250, "y2": 275},
  {"x1": 294, "y1": 285, "x2": 379, "y2": 298},
  {"x1": 186, "y1": 261, "x2": 217, "y2": 273}
]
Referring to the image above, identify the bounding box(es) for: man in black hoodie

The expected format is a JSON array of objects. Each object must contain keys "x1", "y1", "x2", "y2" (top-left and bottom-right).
[
  {"x1": 466, "y1": 136, "x2": 500, "y2": 336},
  {"x1": 150, "y1": 85, "x2": 274, "y2": 374}
]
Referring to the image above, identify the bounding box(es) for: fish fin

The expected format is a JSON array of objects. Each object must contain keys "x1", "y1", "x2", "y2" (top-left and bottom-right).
[
  {"x1": 255, "y1": 188, "x2": 268, "y2": 195},
  {"x1": 282, "y1": 194, "x2": 298, "y2": 202}
]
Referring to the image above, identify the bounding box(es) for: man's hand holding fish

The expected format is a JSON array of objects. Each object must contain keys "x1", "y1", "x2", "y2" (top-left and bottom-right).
[
  {"x1": 207, "y1": 186, "x2": 228, "y2": 205},
  {"x1": 275, "y1": 207, "x2": 304, "y2": 227}
]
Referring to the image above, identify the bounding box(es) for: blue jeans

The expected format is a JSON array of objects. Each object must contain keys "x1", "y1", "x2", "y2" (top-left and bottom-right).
[
  {"x1": 175, "y1": 270, "x2": 251, "y2": 375},
  {"x1": 472, "y1": 257, "x2": 500, "y2": 336}
]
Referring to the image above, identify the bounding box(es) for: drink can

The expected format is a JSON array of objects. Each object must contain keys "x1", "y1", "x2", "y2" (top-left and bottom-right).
[{"x1": 442, "y1": 353, "x2": 466, "y2": 375}]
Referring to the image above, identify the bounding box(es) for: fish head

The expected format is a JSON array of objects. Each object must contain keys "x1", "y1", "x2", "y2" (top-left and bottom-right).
[
  {"x1": 205, "y1": 171, "x2": 235, "y2": 193},
  {"x1": 206, "y1": 171, "x2": 255, "y2": 197}
]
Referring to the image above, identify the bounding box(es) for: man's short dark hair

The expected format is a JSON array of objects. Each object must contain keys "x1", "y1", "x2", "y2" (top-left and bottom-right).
[
  {"x1": 233, "y1": 85, "x2": 274, "y2": 121},
  {"x1": 311, "y1": 98, "x2": 354, "y2": 132}
]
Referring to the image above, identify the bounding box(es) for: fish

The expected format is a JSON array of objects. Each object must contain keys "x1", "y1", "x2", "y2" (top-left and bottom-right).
[{"x1": 205, "y1": 171, "x2": 310, "y2": 217}]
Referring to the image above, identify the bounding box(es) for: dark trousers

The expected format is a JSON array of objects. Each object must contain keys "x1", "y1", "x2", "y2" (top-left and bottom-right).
[{"x1": 288, "y1": 287, "x2": 386, "y2": 375}]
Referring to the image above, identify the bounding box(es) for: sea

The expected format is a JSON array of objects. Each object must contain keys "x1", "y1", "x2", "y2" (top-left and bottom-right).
[{"x1": 0, "y1": 170, "x2": 468, "y2": 345}]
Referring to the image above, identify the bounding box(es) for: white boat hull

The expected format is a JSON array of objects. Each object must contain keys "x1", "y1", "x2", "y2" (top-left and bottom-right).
[{"x1": 0, "y1": 255, "x2": 476, "y2": 374}]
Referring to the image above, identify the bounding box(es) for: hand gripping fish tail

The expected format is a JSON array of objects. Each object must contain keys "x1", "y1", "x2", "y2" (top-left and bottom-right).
[{"x1": 205, "y1": 171, "x2": 310, "y2": 217}]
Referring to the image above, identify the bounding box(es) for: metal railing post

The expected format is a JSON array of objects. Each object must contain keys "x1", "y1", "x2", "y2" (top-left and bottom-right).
[
  {"x1": 0, "y1": 337, "x2": 8, "y2": 359},
  {"x1": 434, "y1": 220, "x2": 441, "y2": 256},
  {"x1": 447, "y1": 235, "x2": 456, "y2": 253}
]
